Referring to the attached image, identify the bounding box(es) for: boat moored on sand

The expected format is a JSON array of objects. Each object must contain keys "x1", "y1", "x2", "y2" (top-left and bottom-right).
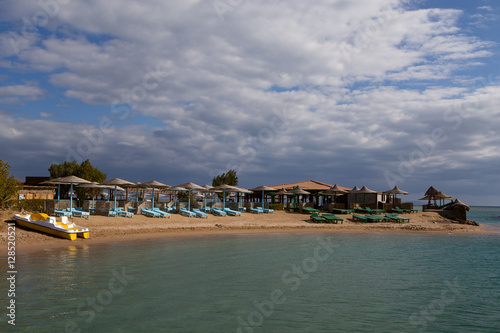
[{"x1": 13, "y1": 213, "x2": 90, "y2": 240}]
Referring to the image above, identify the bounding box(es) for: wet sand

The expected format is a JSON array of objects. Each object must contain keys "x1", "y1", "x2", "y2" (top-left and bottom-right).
[{"x1": 0, "y1": 209, "x2": 491, "y2": 255}]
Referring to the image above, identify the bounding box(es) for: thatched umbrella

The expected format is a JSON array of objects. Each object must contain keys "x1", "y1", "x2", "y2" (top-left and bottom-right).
[
  {"x1": 212, "y1": 184, "x2": 238, "y2": 209},
  {"x1": 101, "y1": 178, "x2": 134, "y2": 211},
  {"x1": 349, "y1": 186, "x2": 361, "y2": 207},
  {"x1": 168, "y1": 186, "x2": 188, "y2": 208},
  {"x1": 325, "y1": 184, "x2": 347, "y2": 206},
  {"x1": 383, "y1": 186, "x2": 408, "y2": 204},
  {"x1": 288, "y1": 186, "x2": 310, "y2": 206},
  {"x1": 77, "y1": 182, "x2": 119, "y2": 209},
  {"x1": 251, "y1": 185, "x2": 278, "y2": 209},
  {"x1": 174, "y1": 182, "x2": 204, "y2": 211},
  {"x1": 274, "y1": 188, "x2": 292, "y2": 204},
  {"x1": 436, "y1": 191, "x2": 454, "y2": 206},
  {"x1": 42, "y1": 175, "x2": 91, "y2": 212},
  {"x1": 233, "y1": 187, "x2": 252, "y2": 209},
  {"x1": 357, "y1": 186, "x2": 377, "y2": 207},
  {"x1": 141, "y1": 180, "x2": 169, "y2": 209}
]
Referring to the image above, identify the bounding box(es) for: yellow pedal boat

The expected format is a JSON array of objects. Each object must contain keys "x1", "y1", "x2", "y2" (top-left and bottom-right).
[{"x1": 13, "y1": 213, "x2": 90, "y2": 241}]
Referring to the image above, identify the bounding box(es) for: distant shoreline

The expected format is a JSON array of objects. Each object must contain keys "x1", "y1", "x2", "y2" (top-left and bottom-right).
[{"x1": 1, "y1": 210, "x2": 495, "y2": 255}]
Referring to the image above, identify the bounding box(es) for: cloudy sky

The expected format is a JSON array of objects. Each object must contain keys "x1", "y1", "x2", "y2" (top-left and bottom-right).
[{"x1": 1, "y1": 0, "x2": 499, "y2": 205}]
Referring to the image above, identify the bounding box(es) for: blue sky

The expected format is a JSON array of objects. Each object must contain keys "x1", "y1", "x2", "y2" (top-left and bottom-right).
[{"x1": 1, "y1": 0, "x2": 499, "y2": 205}]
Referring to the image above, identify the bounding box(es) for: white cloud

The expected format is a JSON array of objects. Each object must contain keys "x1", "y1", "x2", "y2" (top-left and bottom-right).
[{"x1": 0, "y1": 0, "x2": 499, "y2": 203}]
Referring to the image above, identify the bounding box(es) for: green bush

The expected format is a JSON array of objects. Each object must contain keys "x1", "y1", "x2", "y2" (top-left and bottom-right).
[
  {"x1": 13, "y1": 199, "x2": 45, "y2": 212},
  {"x1": 269, "y1": 203, "x2": 284, "y2": 211}
]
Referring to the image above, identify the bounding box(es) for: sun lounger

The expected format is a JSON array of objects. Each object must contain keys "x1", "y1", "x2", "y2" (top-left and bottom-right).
[
  {"x1": 302, "y1": 207, "x2": 320, "y2": 214},
  {"x1": 201, "y1": 206, "x2": 212, "y2": 213},
  {"x1": 332, "y1": 208, "x2": 353, "y2": 214},
  {"x1": 321, "y1": 214, "x2": 343, "y2": 224},
  {"x1": 250, "y1": 207, "x2": 263, "y2": 214},
  {"x1": 366, "y1": 214, "x2": 390, "y2": 222},
  {"x1": 355, "y1": 207, "x2": 369, "y2": 214},
  {"x1": 152, "y1": 208, "x2": 170, "y2": 218},
  {"x1": 192, "y1": 208, "x2": 209, "y2": 219},
  {"x1": 55, "y1": 209, "x2": 72, "y2": 217},
  {"x1": 212, "y1": 208, "x2": 227, "y2": 216},
  {"x1": 224, "y1": 208, "x2": 241, "y2": 216},
  {"x1": 257, "y1": 207, "x2": 274, "y2": 213},
  {"x1": 364, "y1": 207, "x2": 385, "y2": 215},
  {"x1": 310, "y1": 213, "x2": 326, "y2": 223},
  {"x1": 141, "y1": 208, "x2": 161, "y2": 218},
  {"x1": 116, "y1": 210, "x2": 134, "y2": 218},
  {"x1": 71, "y1": 209, "x2": 90, "y2": 219},
  {"x1": 352, "y1": 214, "x2": 370, "y2": 222},
  {"x1": 127, "y1": 207, "x2": 136, "y2": 213},
  {"x1": 108, "y1": 210, "x2": 118, "y2": 217},
  {"x1": 180, "y1": 208, "x2": 196, "y2": 217},
  {"x1": 385, "y1": 213, "x2": 410, "y2": 223},
  {"x1": 238, "y1": 207, "x2": 246, "y2": 212}
]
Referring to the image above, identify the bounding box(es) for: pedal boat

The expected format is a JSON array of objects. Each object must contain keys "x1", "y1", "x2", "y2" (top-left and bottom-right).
[{"x1": 13, "y1": 213, "x2": 90, "y2": 240}]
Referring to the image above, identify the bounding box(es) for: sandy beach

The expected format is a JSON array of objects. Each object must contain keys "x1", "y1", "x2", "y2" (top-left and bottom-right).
[{"x1": 0, "y1": 208, "x2": 492, "y2": 255}]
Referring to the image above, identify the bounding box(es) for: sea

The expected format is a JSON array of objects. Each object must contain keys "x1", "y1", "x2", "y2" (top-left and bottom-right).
[{"x1": 1, "y1": 206, "x2": 499, "y2": 332}]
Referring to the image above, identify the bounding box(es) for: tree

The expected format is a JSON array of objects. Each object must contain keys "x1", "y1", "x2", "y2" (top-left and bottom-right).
[
  {"x1": 48, "y1": 159, "x2": 106, "y2": 203},
  {"x1": 212, "y1": 169, "x2": 238, "y2": 201},
  {"x1": 0, "y1": 160, "x2": 22, "y2": 209}
]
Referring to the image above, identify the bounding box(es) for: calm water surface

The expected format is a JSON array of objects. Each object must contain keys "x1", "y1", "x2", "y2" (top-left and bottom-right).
[{"x1": 1, "y1": 207, "x2": 499, "y2": 332}]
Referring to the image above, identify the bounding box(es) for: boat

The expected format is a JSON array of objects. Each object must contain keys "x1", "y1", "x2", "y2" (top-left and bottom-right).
[{"x1": 13, "y1": 213, "x2": 90, "y2": 240}]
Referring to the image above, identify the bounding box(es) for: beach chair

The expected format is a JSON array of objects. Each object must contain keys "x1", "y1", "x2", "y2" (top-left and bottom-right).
[
  {"x1": 141, "y1": 208, "x2": 161, "y2": 218},
  {"x1": 152, "y1": 208, "x2": 171, "y2": 218},
  {"x1": 55, "y1": 209, "x2": 72, "y2": 217},
  {"x1": 364, "y1": 207, "x2": 385, "y2": 215},
  {"x1": 201, "y1": 206, "x2": 212, "y2": 213},
  {"x1": 366, "y1": 214, "x2": 390, "y2": 222},
  {"x1": 71, "y1": 208, "x2": 90, "y2": 219},
  {"x1": 238, "y1": 206, "x2": 247, "y2": 212},
  {"x1": 385, "y1": 213, "x2": 410, "y2": 223},
  {"x1": 250, "y1": 207, "x2": 263, "y2": 214},
  {"x1": 321, "y1": 214, "x2": 343, "y2": 224},
  {"x1": 257, "y1": 207, "x2": 274, "y2": 214},
  {"x1": 192, "y1": 208, "x2": 209, "y2": 219},
  {"x1": 108, "y1": 209, "x2": 118, "y2": 217},
  {"x1": 212, "y1": 208, "x2": 227, "y2": 216},
  {"x1": 393, "y1": 206, "x2": 410, "y2": 214},
  {"x1": 332, "y1": 208, "x2": 353, "y2": 215},
  {"x1": 352, "y1": 214, "x2": 370, "y2": 223},
  {"x1": 180, "y1": 208, "x2": 197, "y2": 218},
  {"x1": 310, "y1": 213, "x2": 326, "y2": 223},
  {"x1": 127, "y1": 207, "x2": 136, "y2": 213},
  {"x1": 224, "y1": 208, "x2": 241, "y2": 216},
  {"x1": 355, "y1": 207, "x2": 369, "y2": 214},
  {"x1": 117, "y1": 210, "x2": 134, "y2": 218},
  {"x1": 302, "y1": 207, "x2": 320, "y2": 214}
]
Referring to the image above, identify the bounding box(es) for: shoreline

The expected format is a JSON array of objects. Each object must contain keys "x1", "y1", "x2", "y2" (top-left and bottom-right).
[{"x1": 1, "y1": 210, "x2": 496, "y2": 255}]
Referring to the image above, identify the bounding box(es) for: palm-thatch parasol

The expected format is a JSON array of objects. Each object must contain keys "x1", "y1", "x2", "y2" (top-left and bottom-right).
[
  {"x1": 325, "y1": 184, "x2": 347, "y2": 206},
  {"x1": 141, "y1": 180, "x2": 169, "y2": 209},
  {"x1": 212, "y1": 184, "x2": 238, "y2": 209},
  {"x1": 274, "y1": 188, "x2": 292, "y2": 204},
  {"x1": 357, "y1": 186, "x2": 377, "y2": 207},
  {"x1": 101, "y1": 178, "x2": 134, "y2": 211},
  {"x1": 41, "y1": 175, "x2": 91, "y2": 213},
  {"x1": 383, "y1": 186, "x2": 408, "y2": 204},
  {"x1": 251, "y1": 185, "x2": 278, "y2": 209},
  {"x1": 174, "y1": 182, "x2": 204, "y2": 211},
  {"x1": 233, "y1": 187, "x2": 252, "y2": 209},
  {"x1": 349, "y1": 186, "x2": 361, "y2": 207}
]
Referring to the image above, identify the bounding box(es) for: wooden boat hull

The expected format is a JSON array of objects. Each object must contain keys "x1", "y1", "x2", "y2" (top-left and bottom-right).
[{"x1": 13, "y1": 213, "x2": 89, "y2": 241}]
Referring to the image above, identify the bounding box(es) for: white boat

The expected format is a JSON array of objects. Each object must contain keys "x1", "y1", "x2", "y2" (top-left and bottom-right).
[{"x1": 13, "y1": 213, "x2": 90, "y2": 241}]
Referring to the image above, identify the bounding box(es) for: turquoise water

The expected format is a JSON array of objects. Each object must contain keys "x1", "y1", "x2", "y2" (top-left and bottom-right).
[{"x1": 1, "y1": 207, "x2": 500, "y2": 332}]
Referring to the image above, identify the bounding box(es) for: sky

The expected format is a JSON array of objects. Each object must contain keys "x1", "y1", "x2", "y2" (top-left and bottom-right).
[{"x1": 0, "y1": 0, "x2": 499, "y2": 205}]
